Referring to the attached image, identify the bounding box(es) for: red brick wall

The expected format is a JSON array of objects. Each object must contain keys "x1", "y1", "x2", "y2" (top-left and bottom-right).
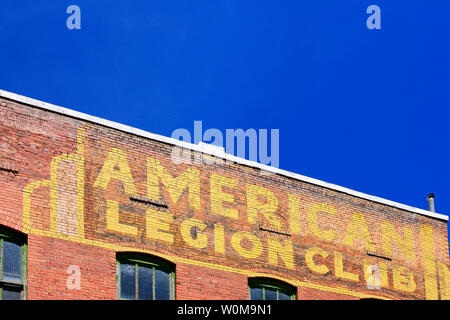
[
  {"x1": 176, "y1": 264, "x2": 248, "y2": 300},
  {"x1": 298, "y1": 287, "x2": 359, "y2": 300},
  {"x1": 27, "y1": 234, "x2": 116, "y2": 300},
  {"x1": 0, "y1": 96, "x2": 449, "y2": 300}
]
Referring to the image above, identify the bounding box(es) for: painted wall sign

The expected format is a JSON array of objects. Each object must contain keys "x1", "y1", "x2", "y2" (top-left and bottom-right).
[{"x1": 19, "y1": 125, "x2": 450, "y2": 300}]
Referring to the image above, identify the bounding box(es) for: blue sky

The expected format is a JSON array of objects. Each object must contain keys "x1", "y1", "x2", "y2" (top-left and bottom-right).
[{"x1": 1, "y1": 1, "x2": 449, "y2": 231}]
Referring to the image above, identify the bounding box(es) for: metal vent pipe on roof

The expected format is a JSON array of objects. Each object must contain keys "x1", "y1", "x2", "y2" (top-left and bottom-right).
[{"x1": 427, "y1": 193, "x2": 435, "y2": 212}]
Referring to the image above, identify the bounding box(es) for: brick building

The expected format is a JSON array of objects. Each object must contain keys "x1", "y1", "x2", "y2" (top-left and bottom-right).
[{"x1": 0, "y1": 89, "x2": 449, "y2": 300}]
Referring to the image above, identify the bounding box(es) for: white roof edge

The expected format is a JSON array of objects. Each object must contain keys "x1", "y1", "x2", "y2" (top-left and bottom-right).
[{"x1": 0, "y1": 89, "x2": 447, "y2": 222}]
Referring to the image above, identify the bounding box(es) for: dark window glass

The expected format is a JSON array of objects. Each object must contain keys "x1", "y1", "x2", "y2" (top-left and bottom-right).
[
  {"x1": 138, "y1": 266, "x2": 153, "y2": 300},
  {"x1": 0, "y1": 229, "x2": 26, "y2": 301},
  {"x1": 265, "y1": 289, "x2": 277, "y2": 300},
  {"x1": 249, "y1": 278, "x2": 295, "y2": 300},
  {"x1": 120, "y1": 263, "x2": 136, "y2": 300},
  {"x1": 250, "y1": 287, "x2": 263, "y2": 300},
  {"x1": 3, "y1": 241, "x2": 21, "y2": 281},
  {"x1": 2, "y1": 286, "x2": 21, "y2": 300},
  {"x1": 117, "y1": 254, "x2": 175, "y2": 300},
  {"x1": 155, "y1": 268, "x2": 170, "y2": 300},
  {"x1": 278, "y1": 291, "x2": 291, "y2": 300}
]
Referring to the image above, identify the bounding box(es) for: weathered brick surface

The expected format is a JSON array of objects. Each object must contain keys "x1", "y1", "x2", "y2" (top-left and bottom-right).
[
  {"x1": 27, "y1": 234, "x2": 116, "y2": 300},
  {"x1": 176, "y1": 264, "x2": 248, "y2": 300},
  {"x1": 298, "y1": 287, "x2": 359, "y2": 300},
  {"x1": 0, "y1": 96, "x2": 449, "y2": 300}
]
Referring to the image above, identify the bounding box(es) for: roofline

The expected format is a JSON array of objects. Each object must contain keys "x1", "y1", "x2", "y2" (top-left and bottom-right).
[{"x1": 0, "y1": 89, "x2": 447, "y2": 222}]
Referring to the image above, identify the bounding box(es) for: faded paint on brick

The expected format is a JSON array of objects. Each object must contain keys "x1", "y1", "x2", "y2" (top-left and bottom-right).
[{"x1": 0, "y1": 97, "x2": 449, "y2": 300}]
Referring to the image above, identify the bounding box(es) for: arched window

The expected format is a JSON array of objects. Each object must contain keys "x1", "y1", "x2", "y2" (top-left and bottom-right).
[
  {"x1": 0, "y1": 226, "x2": 27, "y2": 300},
  {"x1": 116, "y1": 253, "x2": 175, "y2": 300},
  {"x1": 248, "y1": 278, "x2": 296, "y2": 300}
]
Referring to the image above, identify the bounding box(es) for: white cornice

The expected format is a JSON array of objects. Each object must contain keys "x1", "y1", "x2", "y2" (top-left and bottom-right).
[{"x1": 0, "y1": 89, "x2": 447, "y2": 222}]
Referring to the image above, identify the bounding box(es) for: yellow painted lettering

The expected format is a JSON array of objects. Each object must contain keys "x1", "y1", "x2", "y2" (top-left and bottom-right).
[
  {"x1": 334, "y1": 251, "x2": 359, "y2": 282},
  {"x1": 246, "y1": 184, "x2": 281, "y2": 228},
  {"x1": 267, "y1": 238, "x2": 294, "y2": 270},
  {"x1": 94, "y1": 148, "x2": 137, "y2": 195},
  {"x1": 381, "y1": 221, "x2": 415, "y2": 262},
  {"x1": 180, "y1": 218, "x2": 208, "y2": 249},
  {"x1": 145, "y1": 209, "x2": 174, "y2": 244},
  {"x1": 307, "y1": 203, "x2": 338, "y2": 241},
  {"x1": 231, "y1": 231, "x2": 263, "y2": 259},
  {"x1": 420, "y1": 224, "x2": 438, "y2": 299},
  {"x1": 147, "y1": 157, "x2": 200, "y2": 210},
  {"x1": 305, "y1": 247, "x2": 330, "y2": 275},
  {"x1": 106, "y1": 199, "x2": 137, "y2": 236},
  {"x1": 438, "y1": 262, "x2": 450, "y2": 300},
  {"x1": 210, "y1": 173, "x2": 238, "y2": 219},
  {"x1": 393, "y1": 266, "x2": 416, "y2": 293},
  {"x1": 363, "y1": 259, "x2": 388, "y2": 288},
  {"x1": 342, "y1": 213, "x2": 375, "y2": 251}
]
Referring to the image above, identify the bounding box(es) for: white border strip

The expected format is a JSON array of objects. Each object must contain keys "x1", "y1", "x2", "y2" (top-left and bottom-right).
[{"x1": 0, "y1": 89, "x2": 447, "y2": 222}]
